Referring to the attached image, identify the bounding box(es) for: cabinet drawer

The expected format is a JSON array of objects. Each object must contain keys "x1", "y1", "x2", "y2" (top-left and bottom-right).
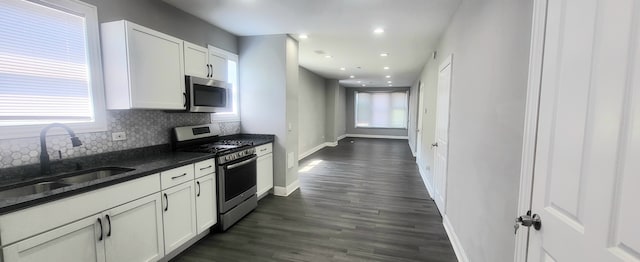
[
  {"x1": 255, "y1": 143, "x2": 272, "y2": 157},
  {"x1": 194, "y1": 159, "x2": 215, "y2": 178},
  {"x1": 161, "y1": 165, "x2": 194, "y2": 190}
]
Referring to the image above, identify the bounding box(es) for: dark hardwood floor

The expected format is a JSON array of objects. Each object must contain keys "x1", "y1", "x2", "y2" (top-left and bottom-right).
[{"x1": 173, "y1": 138, "x2": 457, "y2": 262}]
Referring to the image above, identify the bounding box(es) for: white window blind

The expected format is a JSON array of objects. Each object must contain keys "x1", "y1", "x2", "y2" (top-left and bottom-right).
[
  {"x1": 0, "y1": 0, "x2": 95, "y2": 126},
  {"x1": 355, "y1": 91, "x2": 408, "y2": 128}
]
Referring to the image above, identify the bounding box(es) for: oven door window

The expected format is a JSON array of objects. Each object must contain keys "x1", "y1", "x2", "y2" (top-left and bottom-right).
[
  {"x1": 193, "y1": 84, "x2": 227, "y2": 107},
  {"x1": 224, "y1": 158, "x2": 257, "y2": 201}
]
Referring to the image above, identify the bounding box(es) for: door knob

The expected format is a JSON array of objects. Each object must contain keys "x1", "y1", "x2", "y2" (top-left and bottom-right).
[
  {"x1": 431, "y1": 142, "x2": 438, "y2": 148},
  {"x1": 514, "y1": 210, "x2": 541, "y2": 234}
]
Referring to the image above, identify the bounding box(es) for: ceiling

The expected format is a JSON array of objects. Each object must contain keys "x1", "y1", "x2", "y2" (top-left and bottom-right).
[{"x1": 163, "y1": 0, "x2": 461, "y2": 88}]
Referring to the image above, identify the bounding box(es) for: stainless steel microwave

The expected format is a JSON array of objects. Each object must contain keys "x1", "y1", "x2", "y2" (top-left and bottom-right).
[{"x1": 185, "y1": 76, "x2": 230, "y2": 113}]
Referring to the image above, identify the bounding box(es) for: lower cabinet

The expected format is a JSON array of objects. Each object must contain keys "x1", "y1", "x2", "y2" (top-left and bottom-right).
[
  {"x1": 161, "y1": 181, "x2": 197, "y2": 255},
  {"x1": 195, "y1": 173, "x2": 217, "y2": 234},
  {"x1": 2, "y1": 194, "x2": 164, "y2": 262},
  {"x1": 257, "y1": 151, "x2": 274, "y2": 197},
  {"x1": 104, "y1": 194, "x2": 164, "y2": 262},
  {"x1": 2, "y1": 215, "x2": 106, "y2": 262}
]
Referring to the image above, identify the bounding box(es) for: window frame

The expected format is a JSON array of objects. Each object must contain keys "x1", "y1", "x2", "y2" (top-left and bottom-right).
[
  {"x1": 354, "y1": 90, "x2": 409, "y2": 129},
  {"x1": 0, "y1": 0, "x2": 107, "y2": 139},
  {"x1": 209, "y1": 45, "x2": 240, "y2": 122}
]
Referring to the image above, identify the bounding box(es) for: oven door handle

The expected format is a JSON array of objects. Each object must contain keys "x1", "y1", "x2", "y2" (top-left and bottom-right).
[{"x1": 226, "y1": 156, "x2": 257, "y2": 170}]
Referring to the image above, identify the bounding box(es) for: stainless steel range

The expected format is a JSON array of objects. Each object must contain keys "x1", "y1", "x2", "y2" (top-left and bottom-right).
[{"x1": 172, "y1": 124, "x2": 257, "y2": 231}]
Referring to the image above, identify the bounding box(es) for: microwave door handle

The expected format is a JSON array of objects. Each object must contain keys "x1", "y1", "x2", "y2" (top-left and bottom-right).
[{"x1": 226, "y1": 156, "x2": 257, "y2": 170}]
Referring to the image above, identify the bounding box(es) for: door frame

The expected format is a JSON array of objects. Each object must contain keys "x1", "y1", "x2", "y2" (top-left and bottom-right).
[
  {"x1": 416, "y1": 81, "x2": 424, "y2": 159},
  {"x1": 433, "y1": 53, "x2": 453, "y2": 215},
  {"x1": 513, "y1": 0, "x2": 549, "y2": 261}
]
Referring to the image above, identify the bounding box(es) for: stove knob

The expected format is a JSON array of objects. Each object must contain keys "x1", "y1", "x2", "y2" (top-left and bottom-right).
[
  {"x1": 239, "y1": 151, "x2": 244, "y2": 157},
  {"x1": 226, "y1": 156, "x2": 232, "y2": 161}
]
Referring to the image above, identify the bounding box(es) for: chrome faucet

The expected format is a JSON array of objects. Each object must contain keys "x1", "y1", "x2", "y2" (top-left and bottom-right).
[{"x1": 40, "y1": 123, "x2": 83, "y2": 175}]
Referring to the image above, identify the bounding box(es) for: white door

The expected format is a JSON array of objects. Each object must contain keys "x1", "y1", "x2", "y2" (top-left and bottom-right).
[
  {"x1": 432, "y1": 55, "x2": 452, "y2": 215},
  {"x1": 162, "y1": 182, "x2": 197, "y2": 255},
  {"x1": 3, "y1": 215, "x2": 105, "y2": 262},
  {"x1": 416, "y1": 82, "x2": 425, "y2": 159},
  {"x1": 104, "y1": 194, "x2": 164, "y2": 262},
  {"x1": 195, "y1": 174, "x2": 217, "y2": 234},
  {"x1": 526, "y1": 0, "x2": 640, "y2": 261}
]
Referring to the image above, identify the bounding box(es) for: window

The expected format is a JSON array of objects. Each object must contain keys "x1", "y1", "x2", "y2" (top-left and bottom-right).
[
  {"x1": 355, "y1": 91, "x2": 408, "y2": 129},
  {"x1": 0, "y1": 0, "x2": 106, "y2": 138},
  {"x1": 210, "y1": 46, "x2": 240, "y2": 122}
]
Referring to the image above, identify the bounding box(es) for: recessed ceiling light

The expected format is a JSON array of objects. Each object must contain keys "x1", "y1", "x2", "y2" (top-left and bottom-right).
[
  {"x1": 299, "y1": 34, "x2": 308, "y2": 39},
  {"x1": 357, "y1": 81, "x2": 362, "y2": 83},
  {"x1": 388, "y1": 84, "x2": 393, "y2": 87},
  {"x1": 325, "y1": 55, "x2": 332, "y2": 58},
  {"x1": 380, "y1": 53, "x2": 389, "y2": 57},
  {"x1": 374, "y1": 28, "x2": 384, "y2": 34},
  {"x1": 350, "y1": 75, "x2": 355, "y2": 78},
  {"x1": 385, "y1": 75, "x2": 391, "y2": 78},
  {"x1": 362, "y1": 84, "x2": 366, "y2": 87},
  {"x1": 340, "y1": 67, "x2": 346, "y2": 71},
  {"x1": 384, "y1": 66, "x2": 390, "y2": 70},
  {"x1": 387, "y1": 81, "x2": 392, "y2": 83}
]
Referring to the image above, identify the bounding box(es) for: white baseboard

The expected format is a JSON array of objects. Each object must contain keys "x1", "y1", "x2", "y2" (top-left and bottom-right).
[
  {"x1": 417, "y1": 163, "x2": 434, "y2": 199},
  {"x1": 299, "y1": 143, "x2": 328, "y2": 160},
  {"x1": 443, "y1": 215, "x2": 469, "y2": 262},
  {"x1": 345, "y1": 134, "x2": 409, "y2": 140},
  {"x1": 337, "y1": 134, "x2": 347, "y2": 141},
  {"x1": 273, "y1": 179, "x2": 300, "y2": 197},
  {"x1": 325, "y1": 142, "x2": 338, "y2": 147}
]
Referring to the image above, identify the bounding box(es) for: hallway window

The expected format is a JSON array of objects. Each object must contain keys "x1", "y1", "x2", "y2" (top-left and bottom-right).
[{"x1": 355, "y1": 91, "x2": 408, "y2": 128}]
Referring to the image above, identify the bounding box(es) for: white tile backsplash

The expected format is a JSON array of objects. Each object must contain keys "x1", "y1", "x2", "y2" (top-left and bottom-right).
[{"x1": 0, "y1": 110, "x2": 240, "y2": 169}]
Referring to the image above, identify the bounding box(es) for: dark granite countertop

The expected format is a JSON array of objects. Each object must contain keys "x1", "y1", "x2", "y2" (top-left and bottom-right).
[
  {"x1": 0, "y1": 144, "x2": 213, "y2": 215},
  {"x1": 0, "y1": 134, "x2": 274, "y2": 215}
]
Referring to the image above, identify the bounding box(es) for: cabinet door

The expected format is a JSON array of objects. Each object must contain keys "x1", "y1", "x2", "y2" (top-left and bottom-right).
[
  {"x1": 208, "y1": 48, "x2": 228, "y2": 82},
  {"x1": 184, "y1": 42, "x2": 208, "y2": 79},
  {"x1": 104, "y1": 194, "x2": 164, "y2": 262},
  {"x1": 127, "y1": 22, "x2": 185, "y2": 109},
  {"x1": 257, "y1": 153, "x2": 274, "y2": 198},
  {"x1": 195, "y1": 174, "x2": 217, "y2": 234},
  {"x1": 3, "y1": 215, "x2": 105, "y2": 262},
  {"x1": 162, "y1": 182, "x2": 197, "y2": 255}
]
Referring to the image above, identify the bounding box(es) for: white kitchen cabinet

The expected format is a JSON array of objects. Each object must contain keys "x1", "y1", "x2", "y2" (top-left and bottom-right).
[
  {"x1": 256, "y1": 143, "x2": 274, "y2": 198},
  {"x1": 104, "y1": 194, "x2": 164, "y2": 262},
  {"x1": 2, "y1": 180, "x2": 164, "y2": 262},
  {"x1": 161, "y1": 181, "x2": 197, "y2": 255},
  {"x1": 184, "y1": 41, "x2": 209, "y2": 79},
  {"x1": 195, "y1": 173, "x2": 216, "y2": 234},
  {"x1": 208, "y1": 45, "x2": 228, "y2": 82},
  {"x1": 101, "y1": 20, "x2": 186, "y2": 110},
  {"x1": 3, "y1": 214, "x2": 106, "y2": 262}
]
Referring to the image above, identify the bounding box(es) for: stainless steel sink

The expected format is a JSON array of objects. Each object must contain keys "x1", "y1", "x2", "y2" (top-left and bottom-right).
[
  {"x1": 0, "y1": 182, "x2": 71, "y2": 198},
  {"x1": 0, "y1": 167, "x2": 135, "y2": 199},
  {"x1": 57, "y1": 167, "x2": 135, "y2": 184}
]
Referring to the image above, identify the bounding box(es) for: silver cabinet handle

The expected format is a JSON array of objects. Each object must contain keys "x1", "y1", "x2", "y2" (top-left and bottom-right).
[
  {"x1": 97, "y1": 218, "x2": 103, "y2": 241},
  {"x1": 171, "y1": 173, "x2": 187, "y2": 180},
  {"x1": 196, "y1": 181, "x2": 201, "y2": 197},
  {"x1": 199, "y1": 165, "x2": 212, "y2": 171}
]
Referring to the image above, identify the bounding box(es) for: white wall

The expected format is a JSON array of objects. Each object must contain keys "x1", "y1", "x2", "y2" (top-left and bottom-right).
[
  {"x1": 407, "y1": 82, "x2": 420, "y2": 154},
  {"x1": 336, "y1": 84, "x2": 346, "y2": 138},
  {"x1": 239, "y1": 35, "x2": 288, "y2": 187},
  {"x1": 298, "y1": 67, "x2": 327, "y2": 154},
  {"x1": 415, "y1": 0, "x2": 533, "y2": 261},
  {"x1": 285, "y1": 36, "x2": 300, "y2": 185}
]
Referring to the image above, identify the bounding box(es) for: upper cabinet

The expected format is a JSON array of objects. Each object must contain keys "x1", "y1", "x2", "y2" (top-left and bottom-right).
[
  {"x1": 208, "y1": 45, "x2": 228, "y2": 82},
  {"x1": 183, "y1": 42, "x2": 228, "y2": 82},
  {"x1": 101, "y1": 20, "x2": 186, "y2": 110},
  {"x1": 183, "y1": 41, "x2": 209, "y2": 79}
]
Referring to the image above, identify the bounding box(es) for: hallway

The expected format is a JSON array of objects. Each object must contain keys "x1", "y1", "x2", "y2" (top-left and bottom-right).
[{"x1": 174, "y1": 138, "x2": 456, "y2": 261}]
